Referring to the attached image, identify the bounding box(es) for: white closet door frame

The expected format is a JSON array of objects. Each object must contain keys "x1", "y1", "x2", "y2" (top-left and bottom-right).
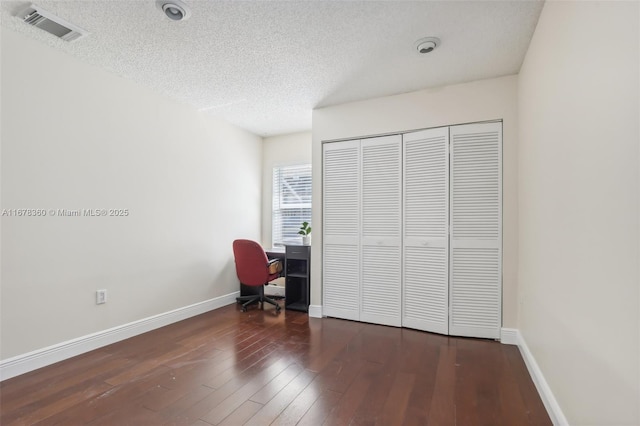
[
  {"x1": 360, "y1": 135, "x2": 402, "y2": 327},
  {"x1": 322, "y1": 140, "x2": 361, "y2": 321},
  {"x1": 402, "y1": 127, "x2": 450, "y2": 334},
  {"x1": 449, "y1": 122, "x2": 502, "y2": 339}
]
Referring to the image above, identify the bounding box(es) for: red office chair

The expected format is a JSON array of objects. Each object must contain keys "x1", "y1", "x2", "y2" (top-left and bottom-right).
[{"x1": 233, "y1": 239, "x2": 282, "y2": 312}]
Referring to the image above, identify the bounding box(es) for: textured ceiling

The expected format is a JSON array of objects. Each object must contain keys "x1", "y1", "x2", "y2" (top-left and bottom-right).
[{"x1": 0, "y1": 1, "x2": 544, "y2": 136}]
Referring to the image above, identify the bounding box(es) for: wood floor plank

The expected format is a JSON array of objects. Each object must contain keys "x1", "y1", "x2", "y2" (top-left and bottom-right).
[
  {"x1": 306, "y1": 320, "x2": 362, "y2": 373},
  {"x1": 202, "y1": 342, "x2": 282, "y2": 390},
  {"x1": 400, "y1": 333, "x2": 441, "y2": 425},
  {"x1": 244, "y1": 368, "x2": 316, "y2": 426},
  {"x1": 104, "y1": 343, "x2": 196, "y2": 386},
  {"x1": 321, "y1": 360, "x2": 384, "y2": 425},
  {"x1": 0, "y1": 350, "x2": 113, "y2": 397},
  {"x1": 269, "y1": 380, "x2": 324, "y2": 426},
  {"x1": 270, "y1": 355, "x2": 364, "y2": 426},
  {"x1": 504, "y1": 345, "x2": 553, "y2": 425},
  {"x1": 151, "y1": 348, "x2": 230, "y2": 391},
  {"x1": 2, "y1": 379, "x2": 112, "y2": 425},
  {"x1": 426, "y1": 344, "x2": 457, "y2": 426},
  {"x1": 0, "y1": 304, "x2": 551, "y2": 426},
  {"x1": 378, "y1": 372, "x2": 416, "y2": 425},
  {"x1": 249, "y1": 362, "x2": 304, "y2": 404},
  {"x1": 199, "y1": 359, "x2": 297, "y2": 425},
  {"x1": 296, "y1": 389, "x2": 343, "y2": 426},
  {"x1": 473, "y1": 343, "x2": 504, "y2": 426},
  {"x1": 163, "y1": 351, "x2": 290, "y2": 425},
  {"x1": 218, "y1": 400, "x2": 263, "y2": 426},
  {"x1": 89, "y1": 405, "x2": 164, "y2": 425},
  {"x1": 348, "y1": 341, "x2": 403, "y2": 425},
  {"x1": 456, "y1": 339, "x2": 507, "y2": 426},
  {"x1": 190, "y1": 420, "x2": 215, "y2": 426},
  {"x1": 0, "y1": 355, "x2": 130, "y2": 415},
  {"x1": 402, "y1": 370, "x2": 438, "y2": 426},
  {"x1": 155, "y1": 384, "x2": 216, "y2": 421},
  {"x1": 498, "y1": 349, "x2": 532, "y2": 425},
  {"x1": 33, "y1": 365, "x2": 172, "y2": 426}
]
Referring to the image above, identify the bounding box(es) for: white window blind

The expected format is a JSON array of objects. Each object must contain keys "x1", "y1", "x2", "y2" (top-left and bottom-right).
[{"x1": 272, "y1": 164, "x2": 312, "y2": 246}]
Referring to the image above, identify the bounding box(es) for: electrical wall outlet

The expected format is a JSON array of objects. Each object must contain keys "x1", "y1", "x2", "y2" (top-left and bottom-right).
[{"x1": 96, "y1": 289, "x2": 107, "y2": 305}]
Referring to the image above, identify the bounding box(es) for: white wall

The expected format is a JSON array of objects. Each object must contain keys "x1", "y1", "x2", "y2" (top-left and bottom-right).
[
  {"x1": 0, "y1": 29, "x2": 262, "y2": 360},
  {"x1": 311, "y1": 75, "x2": 519, "y2": 326},
  {"x1": 518, "y1": 1, "x2": 639, "y2": 424},
  {"x1": 261, "y1": 132, "x2": 312, "y2": 247}
]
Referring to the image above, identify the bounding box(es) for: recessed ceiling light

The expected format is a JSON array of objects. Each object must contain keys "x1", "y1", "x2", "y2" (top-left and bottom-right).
[
  {"x1": 415, "y1": 37, "x2": 440, "y2": 54},
  {"x1": 156, "y1": 0, "x2": 191, "y2": 21}
]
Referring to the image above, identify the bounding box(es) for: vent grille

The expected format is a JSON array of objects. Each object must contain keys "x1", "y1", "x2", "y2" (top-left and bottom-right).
[{"x1": 19, "y1": 5, "x2": 88, "y2": 42}]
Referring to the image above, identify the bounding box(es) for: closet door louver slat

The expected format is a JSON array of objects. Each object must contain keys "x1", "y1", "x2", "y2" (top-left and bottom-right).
[
  {"x1": 449, "y1": 122, "x2": 502, "y2": 339},
  {"x1": 402, "y1": 127, "x2": 449, "y2": 334},
  {"x1": 322, "y1": 140, "x2": 361, "y2": 321},
  {"x1": 360, "y1": 135, "x2": 402, "y2": 327}
]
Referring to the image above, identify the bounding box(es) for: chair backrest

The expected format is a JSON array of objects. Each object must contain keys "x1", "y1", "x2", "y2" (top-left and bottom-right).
[{"x1": 232, "y1": 239, "x2": 269, "y2": 287}]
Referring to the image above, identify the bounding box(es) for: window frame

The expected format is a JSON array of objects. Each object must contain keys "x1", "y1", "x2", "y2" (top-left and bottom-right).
[{"x1": 272, "y1": 163, "x2": 312, "y2": 247}]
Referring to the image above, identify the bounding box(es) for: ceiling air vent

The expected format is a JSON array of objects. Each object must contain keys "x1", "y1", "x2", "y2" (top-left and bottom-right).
[{"x1": 19, "y1": 4, "x2": 88, "y2": 42}]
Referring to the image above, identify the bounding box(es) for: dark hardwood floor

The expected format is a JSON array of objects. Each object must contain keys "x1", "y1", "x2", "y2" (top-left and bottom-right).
[{"x1": 0, "y1": 301, "x2": 551, "y2": 425}]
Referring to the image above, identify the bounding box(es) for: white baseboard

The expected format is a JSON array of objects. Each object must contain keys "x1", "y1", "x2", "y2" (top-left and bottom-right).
[
  {"x1": 308, "y1": 305, "x2": 323, "y2": 318},
  {"x1": 516, "y1": 330, "x2": 569, "y2": 426},
  {"x1": 500, "y1": 327, "x2": 519, "y2": 345},
  {"x1": 0, "y1": 291, "x2": 239, "y2": 381}
]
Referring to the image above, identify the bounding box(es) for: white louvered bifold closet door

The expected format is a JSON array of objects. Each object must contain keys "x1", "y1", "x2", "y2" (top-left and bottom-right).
[
  {"x1": 402, "y1": 127, "x2": 450, "y2": 334},
  {"x1": 449, "y1": 122, "x2": 502, "y2": 339},
  {"x1": 360, "y1": 135, "x2": 402, "y2": 326},
  {"x1": 323, "y1": 140, "x2": 361, "y2": 321}
]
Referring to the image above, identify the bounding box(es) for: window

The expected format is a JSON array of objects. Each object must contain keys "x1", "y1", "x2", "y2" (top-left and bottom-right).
[{"x1": 272, "y1": 164, "x2": 312, "y2": 246}]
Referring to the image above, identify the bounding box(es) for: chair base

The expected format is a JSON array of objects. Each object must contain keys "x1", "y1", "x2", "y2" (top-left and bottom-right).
[{"x1": 236, "y1": 292, "x2": 282, "y2": 313}]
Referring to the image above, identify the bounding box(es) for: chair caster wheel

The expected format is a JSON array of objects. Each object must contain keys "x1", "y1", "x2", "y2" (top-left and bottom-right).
[
  {"x1": 241, "y1": 307, "x2": 247, "y2": 312},
  {"x1": 276, "y1": 306, "x2": 281, "y2": 313}
]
